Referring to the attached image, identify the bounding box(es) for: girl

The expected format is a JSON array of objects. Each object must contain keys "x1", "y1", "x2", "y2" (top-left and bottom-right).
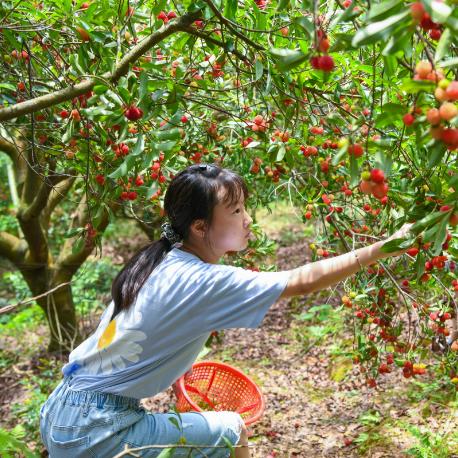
[{"x1": 39, "y1": 163, "x2": 412, "y2": 457}]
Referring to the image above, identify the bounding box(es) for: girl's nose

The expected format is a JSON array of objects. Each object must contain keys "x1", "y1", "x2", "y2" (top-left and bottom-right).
[{"x1": 244, "y1": 210, "x2": 253, "y2": 228}]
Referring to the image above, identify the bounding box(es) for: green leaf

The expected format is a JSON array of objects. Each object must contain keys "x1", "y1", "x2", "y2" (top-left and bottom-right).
[
  {"x1": 146, "y1": 181, "x2": 159, "y2": 199},
  {"x1": 432, "y1": 214, "x2": 448, "y2": 256},
  {"x1": 349, "y1": 154, "x2": 359, "y2": 187},
  {"x1": 415, "y1": 250, "x2": 426, "y2": 282},
  {"x1": 157, "y1": 128, "x2": 181, "y2": 141},
  {"x1": 428, "y1": 141, "x2": 446, "y2": 168},
  {"x1": 351, "y1": 10, "x2": 410, "y2": 47},
  {"x1": 224, "y1": 0, "x2": 238, "y2": 19},
  {"x1": 399, "y1": 79, "x2": 436, "y2": 94},
  {"x1": 156, "y1": 448, "x2": 176, "y2": 458},
  {"x1": 276, "y1": 144, "x2": 286, "y2": 161},
  {"x1": 366, "y1": 0, "x2": 404, "y2": 22},
  {"x1": 329, "y1": 4, "x2": 361, "y2": 28},
  {"x1": 410, "y1": 211, "x2": 445, "y2": 234},
  {"x1": 270, "y1": 48, "x2": 308, "y2": 72},
  {"x1": 436, "y1": 57, "x2": 458, "y2": 69},
  {"x1": 380, "y1": 237, "x2": 414, "y2": 253},
  {"x1": 131, "y1": 134, "x2": 144, "y2": 156},
  {"x1": 254, "y1": 59, "x2": 264, "y2": 81},
  {"x1": 430, "y1": 0, "x2": 452, "y2": 23},
  {"x1": 107, "y1": 154, "x2": 137, "y2": 179},
  {"x1": 93, "y1": 84, "x2": 109, "y2": 95},
  {"x1": 278, "y1": 0, "x2": 292, "y2": 11},
  {"x1": 294, "y1": 16, "x2": 314, "y2": 38},
  {"x1": 434, "y1": 29, "x2": 451, "y2": 63}
]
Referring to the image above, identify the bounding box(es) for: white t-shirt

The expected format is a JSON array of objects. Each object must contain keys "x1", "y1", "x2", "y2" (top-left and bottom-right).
[{"x1": 61, "y1": 246, "x2": 290, "y2": 399}]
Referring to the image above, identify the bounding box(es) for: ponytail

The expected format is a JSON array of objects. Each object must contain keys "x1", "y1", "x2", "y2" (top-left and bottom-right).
[{"x1": 110, "y1": 237, "x2": 173, "y2": 321}]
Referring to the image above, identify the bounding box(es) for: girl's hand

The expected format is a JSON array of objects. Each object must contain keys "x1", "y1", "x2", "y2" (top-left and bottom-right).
[{"x1": 379, "y1": 223, "x2": 414, "y2": 258}]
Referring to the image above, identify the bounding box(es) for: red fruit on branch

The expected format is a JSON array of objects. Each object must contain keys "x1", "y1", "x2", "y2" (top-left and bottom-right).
[
  {"x1": 17, "y1": 82, "x2": 26, "y2": 91},
  {"x1": 124, "y1": 105, "x2": 143, "y2": 121},
  {"x1": 429, "y1": 29, "x2": 441, "y2": 40},
  {"x1": 406, "y1": 247, "x2": 419, "y2": 257},
  {"x1": 410, "y1": 2, "x2": 425, "y2": 22},
  {"x1": 450, "y1": 213, "x2": 458, "y2": 226},
  {"x1": 181, "y1": 115, "x2": 188, "y2": 123},
  {"x1": 60, "y1": 109, "x2": 69, "y2": 119},
  {"x1": 76, "y1": 26, "x2": 90, "y2": 42},
  {"x1": 403, "y1": 113, "x2": 415, "y2": 126},
  {"x1": 359, "y1": 180, "x2": 373, "y2": 195},
  {"x1": 319, "y1": 55, "x2": 335, "y2": 72},
  {"x1": 370, "y1": 168, "x2": 385, "y2": 183},
  {"x1": 372, "y1": 182, "x2": 389, "y2": 199},
  {"x1": 348, "y1": 143, "x2": 364, "y2": 157},
  {"x1": 71, "y1": 109, "x2": 81, "y2": 122},
  {"x1": 310, "y1": 55, "x2": 335, "y2": 72},
  {"x1": 441, "y1": 128, "x2": 458, "y2": 146},
  {"x1": 157, "y1": 11, "x2": 168, "y2": 23},
  {"x1": 95, "y1": 174, "x2": 105, "y2": 185},
  {"x1": 445, "y1": 82, "x2": 458, "y2": 101},
  {"x1": 415, "y1": 60, "x2": 432, "y2": 79},
  {"x1": 167, "y1": 11, "x2": 177, "y2": 19},
  {"x1": 439, "y1": 102, "x2": 458, "y2": 121},
  {"x1": 426, "y1": 108, "x2": 441, "y2": 125},
  {"x1": 310, "y1": 126, "x2": 324, "y2": 135}
]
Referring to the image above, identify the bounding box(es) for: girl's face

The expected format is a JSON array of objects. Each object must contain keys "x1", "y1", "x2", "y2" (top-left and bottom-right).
[{"x1": 207, "y1": 188, "x2": 253, "y2": 254}]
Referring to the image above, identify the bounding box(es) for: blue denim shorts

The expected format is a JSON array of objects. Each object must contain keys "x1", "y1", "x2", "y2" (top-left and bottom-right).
[{"x1": 39, "y1": 375, "x2": 243, "y2": 457}]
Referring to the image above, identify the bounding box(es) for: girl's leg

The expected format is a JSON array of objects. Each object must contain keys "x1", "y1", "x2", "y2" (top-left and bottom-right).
[
  {"x1": 235, "y1": 422, "x2": 250, "y2": 458},
  {"x1": 119, "y1": 410, "x2": 246, "y2": 457}
]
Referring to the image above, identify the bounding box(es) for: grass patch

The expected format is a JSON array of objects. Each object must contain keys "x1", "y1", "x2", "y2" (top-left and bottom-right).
[{"x1": 255, "y1": 200, "x2": 313, "y2": 243}]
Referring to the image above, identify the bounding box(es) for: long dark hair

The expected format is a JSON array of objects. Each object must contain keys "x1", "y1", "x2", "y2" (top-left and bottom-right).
[{"x1": 109, "y1": 163, "x2": 249, "y2": 321}]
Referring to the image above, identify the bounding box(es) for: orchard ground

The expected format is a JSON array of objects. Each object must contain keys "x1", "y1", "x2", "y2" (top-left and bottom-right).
[{"x1": 0, "y1": 201, "x2": 457, "y2": 457}]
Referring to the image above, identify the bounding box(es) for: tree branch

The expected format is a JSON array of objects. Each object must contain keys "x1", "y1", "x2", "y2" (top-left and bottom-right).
[
  {"x1": 203, "y1": 0, "x2": 265, "y2": 51},
  {"x1": 181, "y1": 26, "x2": 248, "y2": 62},
  {"x1": 0, "y1": 136, "x2": 19, "y2": 167},
  {"x1": 0, "y1": 11, "x2": 203, "y2": 122},
  {"x1": 56, "y1": 203, "x2": 111, "y2": 278},
  {"x1": 20, "y1": 161, "x2": 69, "y2": 221},
  {"x1": 41, "y1": 176, "x2": 76, "y2": 230},
  {"x1": 0, "y1": 231, "x2": 27, "y2": 265}
]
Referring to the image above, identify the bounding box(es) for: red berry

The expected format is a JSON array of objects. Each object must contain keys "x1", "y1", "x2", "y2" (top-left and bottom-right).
[
  {"x1": 124, "y1": 105, "x2": 143, "y2": 121},
  {"x1": 348, "y1": 143, "x2": 364, "y2": 157},
  {"x1": 403, "y1": 113, "x2": 415, "y2": 126},
  {"x1": 407, "y1": 247, "x2": 419, "y2": 257},
  {"x1": 318, "y1": 55, "x2": 335, "y2": 72},
  {"x1": 370, "y1": 168, "x2": 385, "y2": 183},
  {"x1": 372, "y1": 182, "x2": 389, "y2": 199}
]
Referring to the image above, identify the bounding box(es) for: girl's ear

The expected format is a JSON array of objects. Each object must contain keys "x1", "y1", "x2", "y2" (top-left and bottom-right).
[{"x1": 189, "y1": 219, "x2": 207, "y2": 239}]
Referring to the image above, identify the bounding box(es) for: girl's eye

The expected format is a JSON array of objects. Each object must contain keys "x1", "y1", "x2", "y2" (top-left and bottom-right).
[{"x1": 234, "y1": 208, "x2": 241, "y2": 214}]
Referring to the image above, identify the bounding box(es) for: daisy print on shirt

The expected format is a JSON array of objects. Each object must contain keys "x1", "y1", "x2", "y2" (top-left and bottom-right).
[
  {"x1": 94, "y1": 305, "x2": 146, "y2": 374},
  {"x1": 76, "y1": 304, "x2": 148, "y2": 376}
]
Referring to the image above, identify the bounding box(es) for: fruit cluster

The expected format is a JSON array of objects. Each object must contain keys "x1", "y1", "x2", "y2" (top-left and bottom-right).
[{"x1": 359, "y1": 168, "x2": 389, "y2": 203}]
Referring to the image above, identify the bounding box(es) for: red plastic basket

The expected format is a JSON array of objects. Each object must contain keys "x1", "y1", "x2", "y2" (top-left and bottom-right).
[{"x1": 173, "y1": 361, "x2": 265, "y2": 425}]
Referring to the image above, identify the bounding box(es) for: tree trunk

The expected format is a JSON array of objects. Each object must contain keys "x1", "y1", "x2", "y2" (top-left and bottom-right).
[{"x1": 20, "y1": 266, "x2": 82, "y2": 355}]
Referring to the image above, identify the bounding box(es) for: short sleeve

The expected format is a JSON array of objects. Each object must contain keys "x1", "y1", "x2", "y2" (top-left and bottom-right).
[{"x1": 199, "y1": 265, "x2": 290, "y2": 331}]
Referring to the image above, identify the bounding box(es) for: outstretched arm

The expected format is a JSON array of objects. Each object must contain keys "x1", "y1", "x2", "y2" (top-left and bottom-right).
[{"x1": 280, "y1": 223, "x2": 413, "y2": 299}]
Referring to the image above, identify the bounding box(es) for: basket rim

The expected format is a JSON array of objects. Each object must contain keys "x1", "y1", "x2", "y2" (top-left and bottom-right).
[{"x1": 175, "y1": 360, "x2": 265, "y2": 425}]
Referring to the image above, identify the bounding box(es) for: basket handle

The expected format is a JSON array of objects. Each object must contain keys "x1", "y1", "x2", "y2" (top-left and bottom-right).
[
  {"x1": 236, "y1": 403, "x2": 258, "y2": 414},
  {"x1": 184, "y1": 384, "x2": 217, "y2": 410}
]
